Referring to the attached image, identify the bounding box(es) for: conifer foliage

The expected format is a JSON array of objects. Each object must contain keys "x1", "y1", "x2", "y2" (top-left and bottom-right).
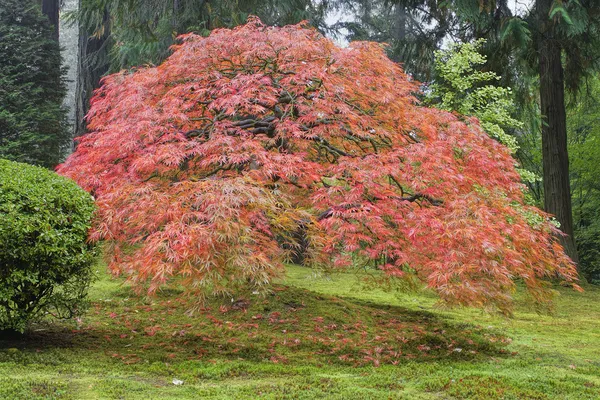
[
  {"x1": 0, "y1": 0, "x2": 68, "y2": 168},
  {"x1": 59, "y1": 19, "x2": 579, "y2": 312}
]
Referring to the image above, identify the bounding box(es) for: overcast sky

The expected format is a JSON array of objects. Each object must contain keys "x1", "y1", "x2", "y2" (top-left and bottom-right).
[{"x1": 511, "y1": 0, "x2": 535, "y2": 16}]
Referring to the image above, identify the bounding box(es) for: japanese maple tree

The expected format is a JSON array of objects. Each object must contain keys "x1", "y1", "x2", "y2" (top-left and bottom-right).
[{"x1": 58, "y1": 18, "x2": 579, "y2": 313}]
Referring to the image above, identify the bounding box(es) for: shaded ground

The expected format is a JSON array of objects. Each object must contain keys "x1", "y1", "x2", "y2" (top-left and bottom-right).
[{"x1": 1, "y1": 265, "x2": 599, "y2": 399}]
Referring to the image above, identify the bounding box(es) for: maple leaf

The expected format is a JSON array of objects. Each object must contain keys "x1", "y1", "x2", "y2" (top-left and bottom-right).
[{"x1": 58, "y1": 17, "x2": 578, "y2": 313}]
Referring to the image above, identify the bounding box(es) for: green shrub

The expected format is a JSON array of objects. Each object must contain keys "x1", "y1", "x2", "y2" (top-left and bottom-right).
[{"x1": 0, "y1": 159, "x2": 96, "y2": 333}]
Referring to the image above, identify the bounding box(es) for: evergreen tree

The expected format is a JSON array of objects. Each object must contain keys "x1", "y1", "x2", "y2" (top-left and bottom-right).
[
  {"x1": 567, "y1": 76, "x2": 600, "y2": 279},
  {"x1": 329, "y1": 0, "x2": 454, "y2": 81},
  {"x1": 70, "y1": 0, "x2": 331, "y2": 136},
  {"x1": 74, "y1": 0, "x2": 331, "y2": 72},
  {"x1": 0, "y1": 0, "x2": 69, "y2": 168}
]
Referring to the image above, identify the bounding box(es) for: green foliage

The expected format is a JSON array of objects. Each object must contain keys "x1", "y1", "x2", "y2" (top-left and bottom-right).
[
  {"x1": 500, "y1": 17, "x2": 531, "y2": 47},
  {"x1": 428, "y1": 39, "x2": 522, "y2": 153},
  {"x1": 568, "y1": 77, "x2": 600, "y2": 280},
  {"x1": 0, "y1": 159, "x2": 96, "y2": 333},
  {"x1": 74, "y1": 0, "x2": 330, "y2": 71},
  {"x1": 330, "y1": 0, "x2": 454, "y2": 81},
  {"x1": 0, "y1": 0, "x2": 69, "y2": 168},
  {"x1": 550, "y1": 1, "x2": 574, "y2": 25},
  {"x1": 576, "y1": 218, "x2": 600, "y2": 280}
]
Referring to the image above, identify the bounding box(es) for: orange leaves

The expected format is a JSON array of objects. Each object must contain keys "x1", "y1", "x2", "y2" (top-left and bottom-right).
[{"x1": 58, "y1": 19, "x2": 578, "y2": 313}]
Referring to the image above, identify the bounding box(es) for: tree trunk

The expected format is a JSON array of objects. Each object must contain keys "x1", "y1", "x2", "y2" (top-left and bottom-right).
[
  {"x1": 173, "y1": 0, "x2": 180, "y2": 29},
  {"x1": 75, "y1": 5, "x2": 110, "y2": 139},
  {"x1": 41, "y1": 0, "x2": 60, "y2": 40},
  {"x1": 537, "y1": 0, "x2": 579, "y2": 265},
  {"x1": 393, "y1": 2, "x2": 407, "y2": 41},
  {"x1": 59, "y1": 0, "x2": 80, "y2": 155}
]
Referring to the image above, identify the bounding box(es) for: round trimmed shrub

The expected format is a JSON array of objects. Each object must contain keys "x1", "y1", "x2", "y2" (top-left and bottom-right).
[{"x1": 0, "y1": 159, "x2": 96, "y2": 333}]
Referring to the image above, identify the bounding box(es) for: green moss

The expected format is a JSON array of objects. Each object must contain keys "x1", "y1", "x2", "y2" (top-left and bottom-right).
[{"x1": 0, "y1": 264, "x2": 599, "y2": 398}]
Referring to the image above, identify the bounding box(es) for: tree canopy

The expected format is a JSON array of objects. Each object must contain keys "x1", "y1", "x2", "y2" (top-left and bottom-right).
[{"x1": 58, "y1": 19, "x2": 579, "y2": 313}]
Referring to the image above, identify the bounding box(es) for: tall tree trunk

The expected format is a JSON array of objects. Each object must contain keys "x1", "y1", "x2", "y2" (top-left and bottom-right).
[
  {"x1": 75, "y1": 5, "x2": 110, "y2": 139},
  {"x1": 173, "y1": 0, "x2": 180, "y2": 29},
  {"x1": 59, "y1": 0, "x2": 81, "y2": 154},
  {"x1": 41, "y1": 0, "x2": 60, "y2": 40},
  {"x1": 393, "y1": 2, "x2": 406, "y2": 41},
  {"x1": 537, "y1": 0, "x2": 579, "y2": 265}
]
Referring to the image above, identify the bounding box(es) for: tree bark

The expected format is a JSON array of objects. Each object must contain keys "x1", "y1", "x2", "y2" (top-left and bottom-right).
[
  {"x1": 537, "y1": 0, "x2": 579, "y2": 265},
  {"x1": 41, "y1": 0, "x2": 60, "y2": 40},
  {"x1": 59, "y1": 0, "x2": 81, "y2": 154},
  {"x1": 393, "y1": 2, "x2": 407, "y2": 41},
  {"x1": 75, "y1": 5, "x2": 110, "y2": 139}
]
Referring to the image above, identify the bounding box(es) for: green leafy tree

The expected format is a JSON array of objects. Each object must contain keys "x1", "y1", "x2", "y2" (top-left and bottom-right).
[
  {"x1": 568, "y1": 77, "x2": 600, "y2": 280},
  {"x1": 428, "y1": 40, "x2": 521, "y2": 152},
  {"x1": 0, "y1": 0, "x2": 69, "y2": 168}
]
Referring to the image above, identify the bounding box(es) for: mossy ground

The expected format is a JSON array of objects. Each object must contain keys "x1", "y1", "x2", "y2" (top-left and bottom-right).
[{"x1": 1, "y1": 264, "x2": 600, "y2": 399}]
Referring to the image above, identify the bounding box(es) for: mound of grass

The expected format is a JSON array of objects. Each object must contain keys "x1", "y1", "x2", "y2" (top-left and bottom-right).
[
  {"x1": 0, "y1": 278, "x2": 506, "y2": 369},
  {"x1": 0, "y1": 265, "x2": 599, "y2": 399}
]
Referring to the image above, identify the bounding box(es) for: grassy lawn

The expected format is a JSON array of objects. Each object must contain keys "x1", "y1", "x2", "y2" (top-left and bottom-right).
[{"x1": 1, "y1": 264, "x2": 600, "y2": 399}]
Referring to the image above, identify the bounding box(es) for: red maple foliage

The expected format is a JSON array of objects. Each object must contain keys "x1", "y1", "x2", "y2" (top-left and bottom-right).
[{"x1": 58, "y1": 18, "x2": 579, "y2": 312}]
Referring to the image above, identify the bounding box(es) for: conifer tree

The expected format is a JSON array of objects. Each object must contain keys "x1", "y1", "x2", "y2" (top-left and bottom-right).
[{"x1": 0, "y1": 0, "x2": 69, "y2": 167}]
